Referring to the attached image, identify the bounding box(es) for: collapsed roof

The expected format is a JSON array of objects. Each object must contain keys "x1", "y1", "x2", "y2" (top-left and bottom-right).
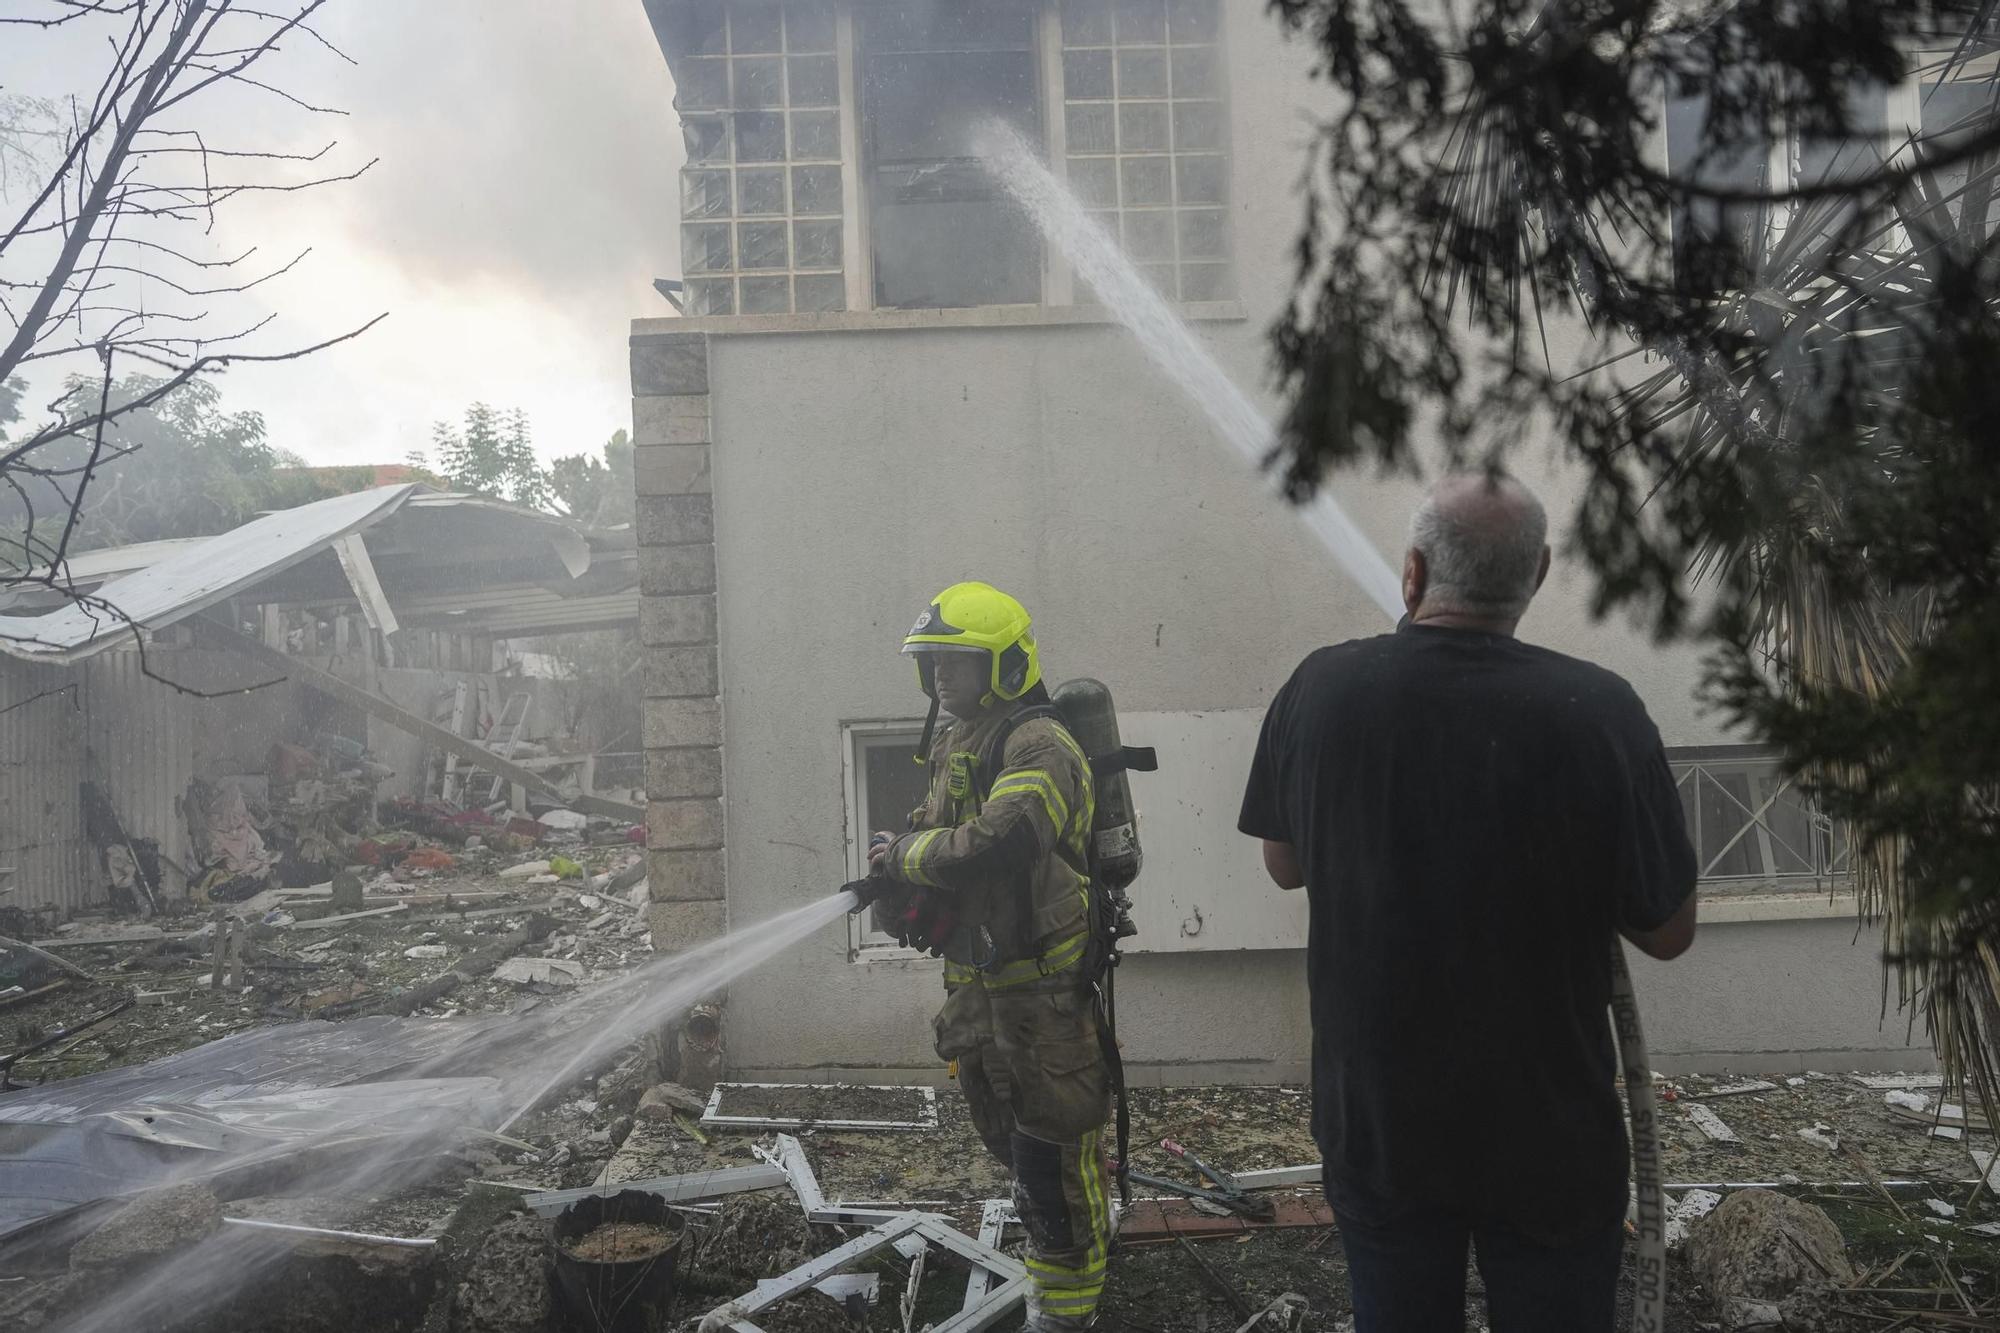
[{"x1": 0, "y1": 485, "x2": 638, "y2": 662}]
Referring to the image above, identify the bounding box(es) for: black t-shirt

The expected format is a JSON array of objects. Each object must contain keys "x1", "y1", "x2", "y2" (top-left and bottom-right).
[{"x1": 1238, "y1": 622, "x2": 1695, "y2": 1240}]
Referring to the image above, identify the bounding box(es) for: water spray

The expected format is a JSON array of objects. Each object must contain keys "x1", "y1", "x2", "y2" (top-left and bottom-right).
[
  {"x1": 977, "y1": 120, "x2": 1666, "y2": 1331},
  {"x1": 48, "y1": 890, "x2": 863, "y2": 1333}
]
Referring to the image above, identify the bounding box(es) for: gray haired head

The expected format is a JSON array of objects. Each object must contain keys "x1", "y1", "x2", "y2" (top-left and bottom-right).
[{"x1": 1406, "y1": 471, "x2": 1549, "y2": 621}]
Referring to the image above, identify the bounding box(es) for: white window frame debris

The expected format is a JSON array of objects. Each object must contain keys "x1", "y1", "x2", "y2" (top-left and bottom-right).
[
  {"x1": 1851, "y1": 1072, "x2": 1945, "y2": 1090},
  {"x1": 706, "y1": 1135, "x2": 1029, "y2": 1333},
  {"x1": 699, "y1": 1212, "x2": 1029, "y2": 1333},
  {"x1": 703, "y1": 1081, "x2": 940, "y2": 1133},
  {"x1": 1697, "y1": 1079, "x2": 1778, "y2": 1099},
  {"x1": 520, "y1": 1163, "x2": 789, "y2": 1218},
  {"x1": 1663, "y1": 1189, "x2": 1724, "y2": 1249},
  {"x1": 1684, "y1": 1103, "x2": 1741, "y2": 1144}
]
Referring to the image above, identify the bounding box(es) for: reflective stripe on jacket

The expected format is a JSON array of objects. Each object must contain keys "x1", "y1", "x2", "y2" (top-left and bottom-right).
[{"x1": 882, "y1": 705, "x2": 1094, "y2": 987}]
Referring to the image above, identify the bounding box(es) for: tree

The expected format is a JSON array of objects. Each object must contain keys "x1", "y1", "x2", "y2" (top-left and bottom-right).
[
  {"x1": 416, "y1": 412, "x2": 631, "y2": 525},
  {"x1": 0, "y1": 1, "x2": 381, "y2": 633},
  {"x1": 550, "y1": 429, "x2": 635, "y2": 527},
  {"x1": 1265, "y1": 2, "x2": 2000, "y2": 1105},
  {"x1": 422, "y1": 403, "x2": 554, "y2": 509}
]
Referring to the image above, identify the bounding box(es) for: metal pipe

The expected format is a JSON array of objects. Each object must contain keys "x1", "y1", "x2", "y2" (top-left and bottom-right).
[{"x1": 220, "y1": 1217, "x2": 436, "y2": 1248}]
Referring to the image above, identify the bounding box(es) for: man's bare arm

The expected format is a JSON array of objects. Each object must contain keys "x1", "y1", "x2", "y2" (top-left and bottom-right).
[
  {"x1": 1622, "y1": 890, "x2": 1696, "y2": 960},
  {"x1": 1262, "y1": 839, "x2": 1306, "y2": 890}
]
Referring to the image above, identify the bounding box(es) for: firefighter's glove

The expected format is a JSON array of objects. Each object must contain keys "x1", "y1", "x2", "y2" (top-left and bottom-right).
[{"x1": 840, "y1": 877, "x2": 883, "y2": 914}]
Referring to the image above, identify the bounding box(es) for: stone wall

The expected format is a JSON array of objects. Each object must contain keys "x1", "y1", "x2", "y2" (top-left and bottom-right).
[{"x1": 631, "y1": 330, "x2": 728, "y2": 954}]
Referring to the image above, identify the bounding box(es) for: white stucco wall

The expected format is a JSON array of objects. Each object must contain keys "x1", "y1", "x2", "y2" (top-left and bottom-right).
[{"x1": 647, "y1": 3, "x2": 1932, "y2": 1079}]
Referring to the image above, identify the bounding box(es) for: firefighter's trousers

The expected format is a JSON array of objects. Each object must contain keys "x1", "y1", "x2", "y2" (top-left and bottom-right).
[{"x1": 935, "y1": 977, "x2": 1113, "y2": 1325}]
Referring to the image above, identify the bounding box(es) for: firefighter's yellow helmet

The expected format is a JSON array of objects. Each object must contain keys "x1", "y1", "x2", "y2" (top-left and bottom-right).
[{"x1": 901, "y1": 582, "x2": 1041, "y2": 704}]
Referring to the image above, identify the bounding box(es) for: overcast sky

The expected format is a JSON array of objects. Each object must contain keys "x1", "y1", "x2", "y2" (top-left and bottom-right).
[{"x1": 3, "y1": 1, "x2": 686, "y2": 467}]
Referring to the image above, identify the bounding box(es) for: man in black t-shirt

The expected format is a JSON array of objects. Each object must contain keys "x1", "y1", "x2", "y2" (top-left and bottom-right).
[{"x1": 1238, "y1": 472, "x2": 1696, "y2": 1332}]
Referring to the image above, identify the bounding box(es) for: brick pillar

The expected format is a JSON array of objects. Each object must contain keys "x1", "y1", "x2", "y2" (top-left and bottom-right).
[{"x1": 632, "y1": 330, "x2": 727, "y2": 957}]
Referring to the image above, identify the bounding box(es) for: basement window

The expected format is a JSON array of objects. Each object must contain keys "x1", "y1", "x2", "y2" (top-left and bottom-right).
[
  {"x1": 843, "y1": 722, "x2": 934, "y2": 953},
  {"x1": 1666, "y1": 746, "x2": 1849, "y2": 894},
  {"x1": 859, "y1": 3, "x2": 1044, "y2": 309}
]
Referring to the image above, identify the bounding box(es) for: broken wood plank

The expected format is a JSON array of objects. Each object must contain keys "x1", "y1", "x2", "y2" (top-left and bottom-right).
[
  {"x1": 0, "y1": 979, "x2": 68, "y2": 1011},
  {"x1": 1697, "y1": 1079, "x2": 1778, "y2": 1099},
  {"x1": 1229, "y1": 1165, "x2": 1321, "y2": 1190},
  {"x1": 331, "y1": 533, "x2": 400, "y2": 639},
  {"x1": 1684, "y1": 1104, "x2": 1741, "y2": 1144},
  {"x1": 0, "y1": 932, "x2": 99, "y2": 983},
  {"x1": 196, "y1": 621, "x2": 642, "y2": 821},
  {"x1": 286, "y1": 904, "x2": 408, "y2": 929},
  {"x1": 1850, "y1": 1072, "x2": 1945, "y2": 1090},
  {"x1": 31, "y1": 927, "x2": 175, "y2": 947},
  {"x1": 1117, "y1": 1195, "x2": 1334, "y2": 1245},
  {"x1": 1886, "y1": 1101, "x2": 1994, "y2": 1133}
]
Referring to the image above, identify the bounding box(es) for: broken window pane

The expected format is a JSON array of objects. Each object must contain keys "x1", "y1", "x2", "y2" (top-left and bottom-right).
[
  {"x1": 791, "y1": 163, "x2": 842, "y2": 214},
  {"x1": 863, "y1": 3, "x2": 1042, "y2": 309},
  {"x1": 738, "y1": 220, "x2": 789, "y2": 268},
  {"x1": 670, "y1": 0, "x2": 728, "y2": 56},
  {"x1": 734, "y1": 111, "x2": 786, "y2": 161},
  {"x1": 790, "y1": 109, "x2": 840, "y2": 161},
  {"x1": 788, "y1": 54, "x2": 838, "y2": 107},
  {"x1": 682, "y1": 169, "x2": 733, "y2": 219},
  {"x1": 794, "y1": 273, "x2": 846, "y2": 312},
  {"x1": 793, "y1": 219, "x2": 842, "y2": 268},
  {"x1": 785, "y1": 4, "x2": 834, "y2": 52},
  {"x1": 677, "y1": 58, "x2": 729, "y2": 111},
  {"x1": 733, "y1": 56, "x2": 784, "y2": 108},
  {"x1": 740, "y1": 274, "x2": 791, "y2": 313},
  {"x1": 737, "y1": 167, "x2": 786, "y2": 215},
  {"x1": 685, "y1": 116, "x2": 731, "y2": 163},
  {"x1": 687, "y1": 277, "x2": 735, "y2": 314},
  {"x1": 683, "y1": 223, "x2": 733, "y2": 272},
  {"x1": 730, "y1": 3, "x2": 783, "y2": 54}
]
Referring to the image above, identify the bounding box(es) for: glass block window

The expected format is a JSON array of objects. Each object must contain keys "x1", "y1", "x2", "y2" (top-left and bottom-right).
[
  {"x1": 677, "y1": 2, "x2": 847, "y2": 316},
  {"x1": 1060, "y1": 0, "x2": 1232, "y2": 302}
]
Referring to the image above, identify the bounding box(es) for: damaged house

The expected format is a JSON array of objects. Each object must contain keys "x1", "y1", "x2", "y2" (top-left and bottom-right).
[
  {"x1": 627, "y1": 0, "x2": 1940, "y2": 1079},
  {"x1": 0, "y1": 484, "x2": 641, "y2": 926}
]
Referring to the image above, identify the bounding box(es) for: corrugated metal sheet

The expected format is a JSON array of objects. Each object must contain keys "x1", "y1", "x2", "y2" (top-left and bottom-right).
[
  {"x1": 80, "y1": 650, "x2": 199, "y2": 899},
  {"x1": 0, "y1": 485, "x2": 416, "y2": 663},
  {"x1": 0, "y1": 660, "x2": 88, "y2": 914}
]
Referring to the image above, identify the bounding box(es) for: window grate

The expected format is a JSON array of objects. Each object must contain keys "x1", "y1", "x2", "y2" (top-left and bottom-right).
[
  {"x1": 677, "y1": 2, "x2": 847, "y2": 317},
  {"x1": 1059, "y1": 0, "x2": 1233, "y2": 303},
  {"x1": 1667, "y1": 750, "x2": 1849, "y2": 892}
]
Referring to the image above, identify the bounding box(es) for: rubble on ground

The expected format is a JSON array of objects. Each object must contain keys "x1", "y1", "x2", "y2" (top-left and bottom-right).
[{"x1": 1687, "y1": 1189, "x2": 1854, "y2": 1330}]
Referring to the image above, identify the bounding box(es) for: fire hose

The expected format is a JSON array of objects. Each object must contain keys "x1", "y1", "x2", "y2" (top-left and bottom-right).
[{"x1": 1612, "y1": 943, "x2": 1666, "y2": 1333}]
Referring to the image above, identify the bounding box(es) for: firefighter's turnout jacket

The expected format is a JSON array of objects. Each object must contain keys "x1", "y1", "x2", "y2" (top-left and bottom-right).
[{"x1": 874, "y1": 703, "x2": 1114, "y2": 1329}]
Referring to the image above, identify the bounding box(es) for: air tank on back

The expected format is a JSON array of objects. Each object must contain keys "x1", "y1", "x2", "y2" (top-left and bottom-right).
[{"x1": 1051, "y1": 677, "x2": 1148, "y2": 891}]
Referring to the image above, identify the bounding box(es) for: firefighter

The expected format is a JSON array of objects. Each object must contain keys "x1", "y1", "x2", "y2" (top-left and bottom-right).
[{"x1": 868, "y1": 581, "x2": 1114, "y2": 1333}]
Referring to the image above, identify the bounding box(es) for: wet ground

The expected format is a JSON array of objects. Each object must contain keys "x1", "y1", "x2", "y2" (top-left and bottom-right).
[{"x1": 6, "y1": 878, "x2": 1999, "y2": 1331}]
